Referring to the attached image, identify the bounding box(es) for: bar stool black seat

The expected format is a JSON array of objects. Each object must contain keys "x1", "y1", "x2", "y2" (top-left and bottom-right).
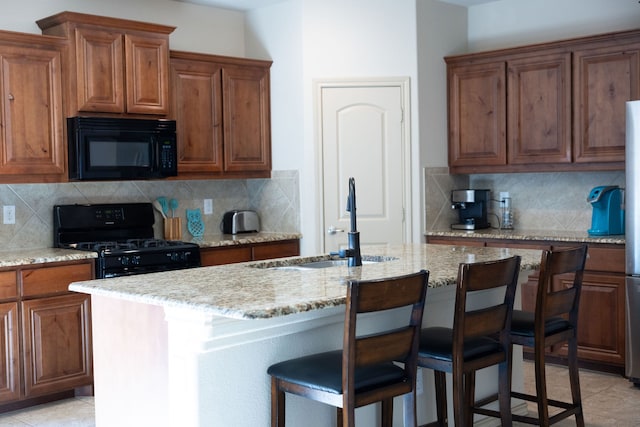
[
  {"x1": 267, "y1": 270, "x2": 429, "y2": 427},
  {"x1": 509, "y1": 245, "x2": 588, "y2": 426},
  {"x1": 412, "y1": 255, "x2": 521, "y2": 427}
]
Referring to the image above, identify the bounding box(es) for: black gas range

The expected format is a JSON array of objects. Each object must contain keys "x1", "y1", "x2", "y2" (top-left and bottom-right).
[{"x1": 54, "y1": 203, "x2": 201, "y2": 278}]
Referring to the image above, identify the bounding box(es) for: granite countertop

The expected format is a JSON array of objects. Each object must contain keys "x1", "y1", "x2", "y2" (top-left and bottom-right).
[
  {"x1": 0, "y1": 233, "x2": 300, "y2": 268},
  {"x1": 0, "y1": 248, "x2": 97, "y2": 268},
  {"x1": 191, "y1": 232, "x2": 302, "y2": 248},
  {"x1": 69, "y1": 243, "x2": 543, "y2": 320},
  {"x1": 426, "y1": 228, "x2": 625, "y2": 245}
]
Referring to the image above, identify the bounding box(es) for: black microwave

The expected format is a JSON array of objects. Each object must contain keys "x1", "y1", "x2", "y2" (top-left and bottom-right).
[{"x1": 67, "y1": 117, "x2": 178, "y2": 180}]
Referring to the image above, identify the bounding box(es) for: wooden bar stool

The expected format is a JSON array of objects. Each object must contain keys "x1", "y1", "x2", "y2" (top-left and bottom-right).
[
  {"x1": 508, "y1": 245, "x2": 588, "y2": 426},
  {"x1": 412, "y1": 256, "x2": 521, "y2": 427},
  {"x1": 267, "y1": 270, "x2": 429, "y2": 427}
]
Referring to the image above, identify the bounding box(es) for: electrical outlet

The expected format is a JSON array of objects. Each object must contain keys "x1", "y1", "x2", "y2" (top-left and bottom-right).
[
  {"x1": 203, "y1": 199, "x2": 213, "y2": 215},
  {"x1": 3, "y1": 205, "x2": 15, "y2": 225}
]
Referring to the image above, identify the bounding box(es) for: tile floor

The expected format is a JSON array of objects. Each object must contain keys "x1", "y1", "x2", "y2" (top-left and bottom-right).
[
  {"x1": 515, "y1": 362, "x2": 640, "y2": 427},
  {"x1": 0, "y1": 361, "x2": 637, "y2": 426}
]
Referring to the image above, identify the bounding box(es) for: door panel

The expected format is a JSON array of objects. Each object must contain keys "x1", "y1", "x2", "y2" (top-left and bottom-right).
[{"x1": 320, "y1": 83, "x2": 406, "y2": 252}]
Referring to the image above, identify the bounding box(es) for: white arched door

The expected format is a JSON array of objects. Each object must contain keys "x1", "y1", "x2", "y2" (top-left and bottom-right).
[{"x1": 316, "y1": 78, "x2": 411, "y2": 253}]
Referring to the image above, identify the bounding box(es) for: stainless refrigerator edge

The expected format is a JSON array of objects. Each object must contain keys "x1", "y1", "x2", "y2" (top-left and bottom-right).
[{"x1": 626, "y1": 100, "x2": 640, "y2": 386}]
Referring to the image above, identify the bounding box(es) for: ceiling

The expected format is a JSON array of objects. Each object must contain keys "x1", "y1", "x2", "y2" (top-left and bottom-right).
[{"x1": 175, "y1": 0, "x2": 498, "y2": 12}]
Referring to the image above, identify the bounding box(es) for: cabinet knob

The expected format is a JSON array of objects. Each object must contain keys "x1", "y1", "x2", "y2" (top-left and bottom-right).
[{"x1": 8, "y1": 93, "x2": 14, "y2": 101}]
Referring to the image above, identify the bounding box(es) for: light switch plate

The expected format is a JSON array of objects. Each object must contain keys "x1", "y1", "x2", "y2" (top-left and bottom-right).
[
  {"x1": 3, "y1": 205, "x2": 15, "y2": 224},
  {"x1": 204, "y1": 199, "x2": 213, "y2": 215}
]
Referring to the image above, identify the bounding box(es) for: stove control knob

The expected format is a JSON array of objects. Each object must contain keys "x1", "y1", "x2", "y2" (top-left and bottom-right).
[
  {"x1": 132, "y1": 255, "x2": 141, "y2": 265},
  {"x1": 120, "y1": 256, "x2": 130, "y2": 266}
]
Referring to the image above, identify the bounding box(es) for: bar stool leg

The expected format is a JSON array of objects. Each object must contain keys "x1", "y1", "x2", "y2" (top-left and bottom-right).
[
  {"x1": 271, "y1": 378, "x2": 285, "y2": 427},
  {"x1": 433, "y1": 371, "x2": 448, "y2": 426},
  {"x1": 568, "y1": 336, "x2": 585, "y2": 427},
  {"x1": 534, "y1": 345, "x2": 551, "y2": 426},
  {"x1": 381, "y1": 398, "x2": 393, "y2": 427},
  {"x1": 465, "y1": 372, "x2": 476, "y2": 427}
]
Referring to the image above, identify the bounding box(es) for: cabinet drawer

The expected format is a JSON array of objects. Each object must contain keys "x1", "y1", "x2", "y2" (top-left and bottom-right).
[
  {"x1": 427, "y1": 237, "x2": 486, "y2": 247},
  {"x1": 485, "y1": 241, "x2": 550, "y2": 251},
  {"x1": 583, "y1": 246, "x2": 624, "y2": 274},
  {"x1": 21, "y1": 263, "x2": 94, "y2": 297},
  {"x1": 201, "y1": 246, "x2": 252, "y2": 266},
  {"x1": 252, "y1": 240, "x2": 300, "y2": 261},
  {"x1": 0, "y1": 271, "x2": 17, "y2": 300},
  {"x1": 552, "y1": 245, "x2": 624, "y2": 274}
]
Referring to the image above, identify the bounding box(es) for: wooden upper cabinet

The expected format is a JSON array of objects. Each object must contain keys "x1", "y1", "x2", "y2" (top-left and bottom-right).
[
  {"x1": 74, "y1": 27, "x2": 124, "y2": 113},
  {"x1": 507, "y1": 52, "x2": 571, "y2": 165},
  {"x1": 573, "y1": 41, "x2": 640, "y2": 165},
  {"x1": 446, "y1": 29, "x2": 640, "y2": 173},
  {"x1": 170, "y1": 51, "x2": 272, "y2": 178},
  {"x1": 222, "y1": 64, "x2": 271, "y2": 173},
  {"x1": 124, "y1": 33, "x2": 170, "y2": 115},
  {"x1": 0, "y1": 32, "x2": 66, "y2": 182},
  {"x1": 37, "y1": 11, "x2": 174, "y2": 117},
  {"x1": 448, "y1": 61, "x2": 506, "y2": 168},
  {"x1": 170, "y1": 55, "x2": 224, "y2": 174}
]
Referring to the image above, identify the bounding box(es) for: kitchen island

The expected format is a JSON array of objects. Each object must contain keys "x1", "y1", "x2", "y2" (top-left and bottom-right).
[{"x1": 69, "y1": 243, "x2": 542, "y2": 426}]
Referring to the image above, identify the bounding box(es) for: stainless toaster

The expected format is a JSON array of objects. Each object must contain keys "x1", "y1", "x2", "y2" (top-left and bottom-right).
[{"x1": 221, "y1": 210, "x2": 260, "y2": 234}]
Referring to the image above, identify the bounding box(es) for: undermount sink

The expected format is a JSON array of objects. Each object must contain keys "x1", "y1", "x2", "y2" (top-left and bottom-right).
[
  {"x1": 248, "y1": 255, "x2": 397, "y2": 271},
  {"x1": 290, "y1": 259, "x2": 376, "y2": 269}
]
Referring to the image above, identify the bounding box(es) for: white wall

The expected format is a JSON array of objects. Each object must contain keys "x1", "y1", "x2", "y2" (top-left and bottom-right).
[
  {"x1": 248, "y1": 0, "x2": 423, "y2": 255},
  {"x1": 468, "y1": 0, "x2": 640, "y2": 51},
  {"x1": 417, "y1": 0, "x2": 467, "y2": 168},
  {"x1": 0, "y1": 0, "x2": 246, "y2": 56}
]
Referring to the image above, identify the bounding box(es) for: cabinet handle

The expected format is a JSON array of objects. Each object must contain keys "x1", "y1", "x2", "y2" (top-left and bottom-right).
[{"x1": 8, "y1": 93, "x2": 14, "y2": 101}]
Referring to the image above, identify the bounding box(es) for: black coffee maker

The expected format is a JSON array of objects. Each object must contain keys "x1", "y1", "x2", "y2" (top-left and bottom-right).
[{"x1": 451, "y1": 189, "x2": 490, "y2": 230}]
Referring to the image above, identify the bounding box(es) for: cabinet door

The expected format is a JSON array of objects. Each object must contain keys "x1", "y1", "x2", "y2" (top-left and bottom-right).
[
  {"x1": 554, "y1": 272, "x2": 625, "y2": 367},
  {"x1": 21, "y1": 293, "x2": 92, "y2": 397},
  {"x1": 222, "y1": 65, "x2": 271, "y2": 173},
  {"x1": 574, "y1": 43, "x2": 640, "y2": 163},
  {"x1": 125, "y1": 33, "x2": 170, "y2": 115},
  {"x1": 0, "y1": 302, "x2": 19, "y2": 402},
  {"x1": 75, "y1": 26, "x2": 125, "y2": 113},
  {"x1": 0, "y1": 44, "x2": 65, "y2": 178},
  {"x1": 507, "y1": 53, "x2": 571, "y2": 164},
  {"x1": 171, "y1": 57, "x2": 224, "y2": 174},
  {"x1": 447, "y1": 61, "x2": 506, "y2": 169}
]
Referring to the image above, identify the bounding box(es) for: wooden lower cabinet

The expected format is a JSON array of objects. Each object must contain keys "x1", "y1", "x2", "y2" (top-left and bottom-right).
[
  {"x1": 427, "y1": 236, "x2": 625, "y2": 370},
  {"x1": 21, "y1": 293, "x2": 92, "y2": 397},
  {"x1": 0, "y1": 302, "x2": 20, "y2": 402},
  {"x1": 200, "y1": 239, "x2": 300, "y2": 267},
  {"x1": 558, "y1": 272, "x2": 625, "y2": 366},
  {"x1": 0, "y1": 260, "x2": 94, "y2": 410}
]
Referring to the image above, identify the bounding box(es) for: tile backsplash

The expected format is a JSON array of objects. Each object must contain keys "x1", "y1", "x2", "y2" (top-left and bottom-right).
[
  {"x1": 0, "y1": 170, "x2": 299, "y2": 249},
  {"x1": 424, "y1": 167, "x2": 625, "y2": 233}
]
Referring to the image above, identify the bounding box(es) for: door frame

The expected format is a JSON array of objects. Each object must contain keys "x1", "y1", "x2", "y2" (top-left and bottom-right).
[{"x1": 313, "y1": 77, "x2": 412, "y2": 252}]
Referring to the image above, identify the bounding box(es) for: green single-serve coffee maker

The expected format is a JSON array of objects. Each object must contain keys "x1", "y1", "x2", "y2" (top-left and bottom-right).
[{"x1": 587, "y1": 185, "x2": 625, "y2": 236}]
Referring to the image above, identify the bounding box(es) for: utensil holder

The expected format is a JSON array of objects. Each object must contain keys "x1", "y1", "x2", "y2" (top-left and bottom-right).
[{"x1": 164, "y1": 218, "x2": 182, "y2": 240}]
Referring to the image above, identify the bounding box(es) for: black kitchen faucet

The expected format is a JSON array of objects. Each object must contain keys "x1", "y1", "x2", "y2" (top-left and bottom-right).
[{"x1": 332, "y1": 177, "x2": 363, "y2": 266}]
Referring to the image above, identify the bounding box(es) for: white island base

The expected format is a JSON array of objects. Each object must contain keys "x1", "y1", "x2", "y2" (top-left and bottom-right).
[{"x1": 90, "y1": 281, "x2": 529, "y2": 427}]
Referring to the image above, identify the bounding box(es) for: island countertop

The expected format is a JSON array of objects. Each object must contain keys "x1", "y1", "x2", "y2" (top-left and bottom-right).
[{"x1": 69, "y1": 243, "x2": 542, "y2": 320}]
